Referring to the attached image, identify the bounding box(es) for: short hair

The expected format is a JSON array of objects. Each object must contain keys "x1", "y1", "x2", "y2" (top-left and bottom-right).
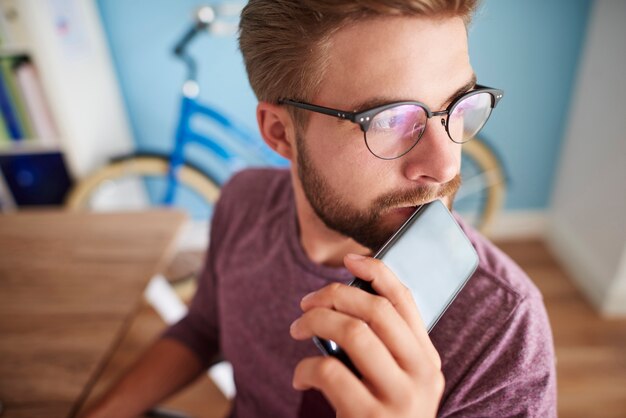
[{"x1": 239, "y1": 0, "x2": 478, "y2": 118}]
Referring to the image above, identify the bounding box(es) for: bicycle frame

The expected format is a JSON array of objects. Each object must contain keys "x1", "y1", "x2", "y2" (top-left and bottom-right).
[
  {"x1": 163, "y1": 84, "x2": 286, "y2": 205},
  {"x1": 160, "y1": 6, "x2": 288, "y2": 206}
]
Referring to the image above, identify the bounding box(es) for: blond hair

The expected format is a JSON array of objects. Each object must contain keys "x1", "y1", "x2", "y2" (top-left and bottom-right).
[{"x1": 239, "y1": 0, "x2": 478, "y2": 126}]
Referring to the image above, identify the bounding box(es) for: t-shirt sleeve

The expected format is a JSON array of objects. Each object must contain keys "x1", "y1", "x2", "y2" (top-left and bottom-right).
[
  {"x1": 160, "y1": 185, "x2": 231, "y2": 369},
  {"x1": 439, "y1": 295, "x2": 557, "y2": 417},
  {"x1": 160, "y1": 250, "x2": 221, "y2": 369}
]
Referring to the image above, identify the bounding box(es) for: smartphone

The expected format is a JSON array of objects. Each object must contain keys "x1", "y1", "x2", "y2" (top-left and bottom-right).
[{"x1": 313, "y1": 199, "x2": 479, "y2": 375}]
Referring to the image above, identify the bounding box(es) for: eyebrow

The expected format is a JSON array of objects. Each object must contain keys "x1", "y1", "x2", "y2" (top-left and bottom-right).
[
  {"x1": 440, "y1": 74, "x2": 477, "y2": 108},
  {"x1": 348, "y1": 73, "x2": 477, "y2": 113}
]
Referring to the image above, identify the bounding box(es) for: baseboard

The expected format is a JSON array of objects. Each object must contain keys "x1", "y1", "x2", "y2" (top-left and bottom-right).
[
  {"x1": 545, "y1": 216, "x2": 624, "y2": 315},
  {"x1": 601, "y1": 254, "x2": 626, "y2": 316},
  {"x1": 485, "y1": 210, "x2": 548, "y2": 241}
]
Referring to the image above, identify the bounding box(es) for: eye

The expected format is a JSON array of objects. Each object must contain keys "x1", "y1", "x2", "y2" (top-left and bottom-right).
[
  {"x1": 455, "y1": 102, "x2": 470, "y2": 114},
  {"x1": 452, "y1": 94, "x2": 481, "y2": 117},
  {"x1": 372, "y1": 115, "x2": 400, "y2": 130},
  {"x1": 371, "y1": 111, "x2": 414, "y2": 132},
  {"x1": 368, "y1": 105, "x2": 427, "y2": 136}
]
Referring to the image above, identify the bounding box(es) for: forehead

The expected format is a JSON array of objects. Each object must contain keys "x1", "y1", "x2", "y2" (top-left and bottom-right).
[{"x1": 315, "y1": 15, "x2": 472, "y2": 110}]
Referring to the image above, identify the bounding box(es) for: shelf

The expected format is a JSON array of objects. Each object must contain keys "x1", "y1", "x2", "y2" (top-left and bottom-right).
[
  {"x1": 0, "y1": 0, "x2": 133, "y2": 192},
  {"x1": 0, "y1": 45, "x2": 31, "y2": 57},
  {"x1": 0, "y1": 140, "x2": 61, "y2": 155}
]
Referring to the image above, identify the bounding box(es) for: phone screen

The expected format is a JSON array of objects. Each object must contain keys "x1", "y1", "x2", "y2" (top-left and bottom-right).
[{"x1": 375, "y1": 200, "x2": 478, "y2": 331}]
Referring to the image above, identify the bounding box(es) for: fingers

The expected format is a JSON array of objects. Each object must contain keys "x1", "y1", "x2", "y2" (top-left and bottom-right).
[
  {"x1": 343, "y1": 254, "x2": 425, "y2": 335},
  {"x1": 341, "y1": 254, "x2": 441, "y2": 368},
  {"x1": 299, "y1": 282, "x2": 421, "y2": 374},
  {"x1": 293, "y1": 356, "x2": 377, "y2": 416},
  {"x1": 291, "y1": 253, "x2": 446, "y2": 417},
  {"x1": 291, "y1": 306, "x2": 407, "y2": 400}
]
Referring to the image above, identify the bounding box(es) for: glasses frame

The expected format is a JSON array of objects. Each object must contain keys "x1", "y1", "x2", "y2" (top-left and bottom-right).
[{"x1": 279, "y1": 84, "x2": 504, "y2": 160}]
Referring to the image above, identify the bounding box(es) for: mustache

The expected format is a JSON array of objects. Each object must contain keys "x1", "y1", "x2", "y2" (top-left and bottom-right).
[{"x1": 373, "y1": 174, "x2": 461, "y2": 211}]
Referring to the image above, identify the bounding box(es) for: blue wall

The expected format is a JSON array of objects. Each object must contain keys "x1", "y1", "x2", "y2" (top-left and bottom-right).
[
  {"x1": 97, "y1": 0, "x2": 591, "y2": 211},
  {"x1": 468, "y1": 0, "x2": 591, "y2": 210}
]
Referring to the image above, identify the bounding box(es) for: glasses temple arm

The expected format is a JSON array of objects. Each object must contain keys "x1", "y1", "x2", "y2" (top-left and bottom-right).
[{"x1": 279, "y1": 99, "x2": 355, "y2": 121}]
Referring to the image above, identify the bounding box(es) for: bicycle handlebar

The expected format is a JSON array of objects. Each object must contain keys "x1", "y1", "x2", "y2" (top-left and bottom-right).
[
  {"x1": 173, "y1": 25, "x2": 203, "y2": 57},
  {"x1": 173, "y1": 4, "x2": 242, "y2": 54},
  {"x1": 173, "y1": 4, "x2": 243, "y2": 81}
]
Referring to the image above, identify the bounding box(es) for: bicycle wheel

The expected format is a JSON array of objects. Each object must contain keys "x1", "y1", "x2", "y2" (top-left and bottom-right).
[
  {"x1": 66, "y1": 155, "x2": 221, "y2": 220},
  {"x1": 456, "y1": 138, "x2": 506, "y2": 235}
]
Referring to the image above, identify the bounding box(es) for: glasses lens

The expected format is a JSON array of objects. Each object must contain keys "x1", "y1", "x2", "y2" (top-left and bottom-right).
[
  {"x1": 448, "y1": 92, "x2": 493, "y2": 143},
  {"x1": 365, "y1": 104, "x2": 427, "y2": 159}
]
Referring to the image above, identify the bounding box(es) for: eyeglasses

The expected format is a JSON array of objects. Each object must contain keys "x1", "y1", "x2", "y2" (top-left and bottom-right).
[{"x1": 279, "y1": 85, "x2": 504, "y2": 160}]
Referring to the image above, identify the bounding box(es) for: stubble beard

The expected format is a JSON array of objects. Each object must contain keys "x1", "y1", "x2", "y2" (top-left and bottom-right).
[{"x1": 296, "y1": 133, "x2": 462, "y2": 251}]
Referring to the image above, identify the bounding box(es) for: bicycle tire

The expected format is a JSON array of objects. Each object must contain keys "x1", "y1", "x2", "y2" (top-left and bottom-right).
[
  {"x1": 458, "y1": 138, "x2": 506, "y2": 235},
  {"x1": 66, "y1": 155, "x2": 221, "y2": 213}
]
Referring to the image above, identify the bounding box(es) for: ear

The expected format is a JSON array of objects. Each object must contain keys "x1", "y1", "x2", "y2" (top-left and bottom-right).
[{"x1": 256, "y1": 101, "x2": 296, "y2": 161}]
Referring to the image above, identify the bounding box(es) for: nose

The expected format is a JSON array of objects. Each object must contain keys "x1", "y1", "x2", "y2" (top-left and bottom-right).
[{"x1": 401, "y1": 117, "x2": 461, "y2": 185}]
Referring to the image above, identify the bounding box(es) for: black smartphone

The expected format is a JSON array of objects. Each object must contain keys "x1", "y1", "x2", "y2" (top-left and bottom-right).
[{"x1": 313, "y1": 199, "x2": 479, "y2": 375}]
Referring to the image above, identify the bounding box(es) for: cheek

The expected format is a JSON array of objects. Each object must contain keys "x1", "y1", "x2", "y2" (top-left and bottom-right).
[
  {"x1": 305, "y1": 120, "x2": 367, "y2": 175},
  {"x1": 453, "y1": 143, "x2": 463, "y2": 167},
  {"x1": 306, "y1": 122, "x2": 392, "y2": 206},
  {"x1": 327, "y1": 122, "x2": 364, "y2": 157},
  {"x1": 444, "y1": 140, "x2": 463, "y2": 173},
  {"x1": 334, "y1": 156, "x2": 395, "y2": 210}
]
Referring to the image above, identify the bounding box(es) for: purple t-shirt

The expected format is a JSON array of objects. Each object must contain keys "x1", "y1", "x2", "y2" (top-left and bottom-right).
[{"x1": 163, "y1": 168, "x2": 557, "y2": 417}]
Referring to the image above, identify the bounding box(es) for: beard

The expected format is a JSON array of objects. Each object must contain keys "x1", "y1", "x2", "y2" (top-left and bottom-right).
[{"x1": 296, "y1": 134, "x2": 461, "y2": 251}]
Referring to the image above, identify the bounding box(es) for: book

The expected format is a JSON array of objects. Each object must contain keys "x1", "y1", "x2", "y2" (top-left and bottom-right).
[
  {"x1": 0, "y1": 114, "x2": 9, "y2": 143},
  {"x1": 1, "y1": 55, "x2": 34, "y2": 139},
  {"x1": 14, "y1": 56, "x2": 58, "y2": 145},
  {"x1": 0, "y1": 64, "x2": 22, "y2": 139}
]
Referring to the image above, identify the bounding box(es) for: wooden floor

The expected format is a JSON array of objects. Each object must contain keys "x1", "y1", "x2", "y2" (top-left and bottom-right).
[
  {"x1": 498, "y1": 240, "x2": 626, "y2": 418},
  {"x1": 84, "y1": 240, "x2": 626, "y2": 418}
]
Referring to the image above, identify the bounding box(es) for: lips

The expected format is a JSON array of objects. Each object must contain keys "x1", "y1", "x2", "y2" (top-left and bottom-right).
[
  {"x1": 390, "y1": 205, "x2": 419, "y2": 217},
  {"x1": 388, "y1": 199, "x2": 439, "y2": 217}
]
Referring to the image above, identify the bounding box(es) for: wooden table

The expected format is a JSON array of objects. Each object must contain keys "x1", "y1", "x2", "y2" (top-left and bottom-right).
[{"x1": 0, "y1": 210, "x2": 186, "y2": 418}]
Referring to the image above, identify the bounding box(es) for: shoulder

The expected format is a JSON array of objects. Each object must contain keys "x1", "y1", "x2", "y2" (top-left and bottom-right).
[
  {"x1": 463, "y1": 218, "x2": 543, "y2": 304},
  {"x1": 218, "y1": 167, "x2": 291, "y2": 207},
  {"x1": 433, "y1": 218, "x2": 556, "y2": 417},
  {"x1": 214, "y1": 167, "x2": 291, "y2": 219},
  {"x1": 432, "y1": 218, "x2": 553, "y2": 359},
  {"x1": 209, "y1": 167, "x2": 292, "y2": 246},
  {"x1": 444, "y1": 215, "x2": 551, "y2": 344}
]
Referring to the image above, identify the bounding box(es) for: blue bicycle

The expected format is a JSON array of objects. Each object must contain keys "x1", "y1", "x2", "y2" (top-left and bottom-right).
[{"x1": 67, "y1": 5, "x2": 286, "y2": 220}]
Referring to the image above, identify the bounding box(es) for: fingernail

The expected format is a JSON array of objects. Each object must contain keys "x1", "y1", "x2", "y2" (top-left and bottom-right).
[
  {"x1": 301, "y1": 290, "x2": 316, "y2": 303},
  {"x1": 346, "y1": 253, "x2": 366, "y2": 261},
  {"x1": 290, "y1": 318, "x2": 304, "y2": 339},
  {"x1": 290, "y1": 318, "x2": 301, "y2": 334}
]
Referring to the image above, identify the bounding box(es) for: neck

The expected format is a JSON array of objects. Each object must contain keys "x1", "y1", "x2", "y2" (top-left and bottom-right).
[{"x1": 290, "y1": 170, "x2": 371, "y2": 268}]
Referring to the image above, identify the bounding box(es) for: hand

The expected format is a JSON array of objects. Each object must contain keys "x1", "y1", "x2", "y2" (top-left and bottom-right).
[{"x1": 290, "y1": 253, "x2": 444, "y2": 418}]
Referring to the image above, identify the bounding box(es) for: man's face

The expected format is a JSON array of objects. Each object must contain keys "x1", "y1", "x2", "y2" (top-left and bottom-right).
[{"x1": 294, "y1": 15, "x2": 473, "y2": 250}]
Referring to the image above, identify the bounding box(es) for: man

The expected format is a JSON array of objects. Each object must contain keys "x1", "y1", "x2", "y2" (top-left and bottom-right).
[{"x1": 84, "y1": 1, "x2": 556, "y2": 417}]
